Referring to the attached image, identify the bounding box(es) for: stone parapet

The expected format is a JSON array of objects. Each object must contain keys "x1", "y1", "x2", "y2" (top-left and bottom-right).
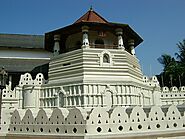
[
  {"x1": 161, "y1": 86, "x2": 185, "y2": 105},
  {"x1": 1, "y1": 105, "x2": 184, "y2": 137}
]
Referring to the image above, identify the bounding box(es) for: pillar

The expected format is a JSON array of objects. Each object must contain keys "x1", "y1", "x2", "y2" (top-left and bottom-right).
[
  {"x1": 116, "y1": 28, "x2": 124, "y2": 49},
  {"x1": 128, "y1": 39, "x2": 135, "y2": 55},
  {"x1": 82, "y1": 26, "x2": 89, "y2": 48},
  {"x1": 53, "y1": 34, "x2": 60, "y2": 56},
  {"x1": 9, "y1": 75, "x2": 12, "y2": 88},
  {"x1": 54, "y1": 92, "x2": 59, "y2": 107}
]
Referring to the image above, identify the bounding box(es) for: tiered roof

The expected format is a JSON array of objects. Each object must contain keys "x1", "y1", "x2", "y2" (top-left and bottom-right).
[
  {"x1": 45, "y1": 8, "x2": 143, "y2": 52},
  {"x1": 0, "y1": 34, "x2": 44, "y2": 49}
]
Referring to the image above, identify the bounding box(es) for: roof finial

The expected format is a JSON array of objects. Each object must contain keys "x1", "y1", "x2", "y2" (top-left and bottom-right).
[{"x1": 90, "y1": 5, "x2": 93, "y2": 11}]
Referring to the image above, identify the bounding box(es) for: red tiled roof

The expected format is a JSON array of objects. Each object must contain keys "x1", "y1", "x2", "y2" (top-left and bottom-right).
[{"x1": 74, "y1": 8, "x2": 108, "y2": 24}]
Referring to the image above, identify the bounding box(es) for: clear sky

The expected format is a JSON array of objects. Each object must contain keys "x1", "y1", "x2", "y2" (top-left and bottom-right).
[{"x1": 0, "y1": 0, "x2": 185, "y2": 76}]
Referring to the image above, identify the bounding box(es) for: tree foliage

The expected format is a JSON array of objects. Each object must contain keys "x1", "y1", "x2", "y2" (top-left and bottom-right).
[
  {"x1": 176, "y1": 40, "x2": 185, "y2": 63},
  {"x1": 157, "y1": 39, "x2": 185, "y2": 87}
]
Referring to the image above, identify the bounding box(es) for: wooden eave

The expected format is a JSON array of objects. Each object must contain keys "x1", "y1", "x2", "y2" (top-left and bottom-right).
[{"x1": 45, "y1": 22, "x2": 143, "y2": 52}]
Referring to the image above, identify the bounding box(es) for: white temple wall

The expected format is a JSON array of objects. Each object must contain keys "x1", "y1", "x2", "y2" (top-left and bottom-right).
[
  {"x1": 39, "y1": 87, "x2": 61, "y2": 108},
  {"x1": 1, "y1": 85, "x2": 19, "y2": 110},
  {"x1": 82, "y1": 48, "x2": 143, "y2": 84},
  {"x1": 48, "y1": 49, "x2": 84, "y2": 85},
  {"x1": 48, "y1": 48, "x2": 143, "y2": 85},
  {"x1": 160, "y1": 86, "x2": 185, "y2": 105},
  {"x1": 43, "y1": 45, "x2": 162, "y2": 108},
  {"x1": 1, "y1": 72, "x2": 161, "y2": 113},
  {"x1": 40, "y1": 83, "x2": 158, "y2": 108},
  {"x1": 0, "y1": 109, "x2": 13, "y2": 133},
  {"x1": 3, "y1": 105, "x2": 185, "y2": 138},
  {"x1": 22, "y1": 86, "x2": 41, "y2": 109}
]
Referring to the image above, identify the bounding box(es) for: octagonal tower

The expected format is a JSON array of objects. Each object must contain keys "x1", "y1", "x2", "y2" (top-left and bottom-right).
[{"x1": 42, "y1": 8, "x2": 157, "y2": 108}]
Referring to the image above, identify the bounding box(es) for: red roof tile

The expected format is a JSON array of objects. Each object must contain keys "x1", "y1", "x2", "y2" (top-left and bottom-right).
[{"x1": 74, "y1": 8, "x2": 108, "y2": 24}]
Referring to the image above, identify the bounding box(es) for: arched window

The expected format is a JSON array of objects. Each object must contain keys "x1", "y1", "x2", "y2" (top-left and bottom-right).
[
  {"x1": 103, "y1": 53, "x2": 110, "y2": 63},
  {"x1": 99, "y1": 50, "x2": 112, "y2": 66},
  {"x1": 95, "y1": 39, "x2": 104, "y2": 45}
]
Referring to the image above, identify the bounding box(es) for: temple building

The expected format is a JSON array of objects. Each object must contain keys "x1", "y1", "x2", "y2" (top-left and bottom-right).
[
  {"x1": 0, "y1": 34, "x2": 52, "y2": 88},
  {"x1": 42, "y1": 8, "x2": 161, "y2": 109},
  {"x1": 0, "y1": 8, "x2": 185, "y2": 139}
]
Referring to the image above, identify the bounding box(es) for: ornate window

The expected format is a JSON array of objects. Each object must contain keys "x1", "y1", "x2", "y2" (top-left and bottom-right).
[
  {"x1": 99, "y1": 50, "x2": 113, "y2": 66},
  {"x1": 103, "y1": 53, "x2": 110, "y2": 63}
]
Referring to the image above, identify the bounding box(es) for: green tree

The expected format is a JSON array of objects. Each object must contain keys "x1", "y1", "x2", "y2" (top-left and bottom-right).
[
  {"x1": 157, "y1": 54, "x2": 176, "y2": 72},
  {"x1": 157, "y1": 39, "x2": 185, "y2": 87},
  {"x1": 176, "y1": 39, "x2": 185, "y2": 63}
]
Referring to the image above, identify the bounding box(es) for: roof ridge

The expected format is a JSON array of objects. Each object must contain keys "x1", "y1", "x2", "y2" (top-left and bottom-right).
[{"x1": 87, "y1": 10, "x2": 91, "y2": 21}]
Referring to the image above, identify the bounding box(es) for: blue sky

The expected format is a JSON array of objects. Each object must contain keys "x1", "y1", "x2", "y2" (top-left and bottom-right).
[{"x1": 0, "y1": 0, "x2": 185, "y2": 76}]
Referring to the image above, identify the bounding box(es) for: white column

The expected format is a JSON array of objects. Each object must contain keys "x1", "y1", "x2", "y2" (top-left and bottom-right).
[
  {"x1": 83, "y1": 96, "x2": 87, "y2": 106},
  {"x1": 56, "y1": 93, "x2": 60, "y2": 107},
  {"x1": 128, "y1": 39, "x2": 135, "y2": 55},
  {"x1": 82, "y1": 26, "x2": 89, "y2": 48},
  {"x1": 78, "y1": 96, "x2": 81, "y2": 106},
  {"x1": 116, "y1": 28, "x2": 124, "y2": 49},
  {"x1": 8, "y1": 75, "x2": 12, "y2": 88},
  {"x1": 66, "y1": 97, "x2": 68, "y2": 107},
  {"x1": 53, "y1": 34, "x2": 60, "y2": 56}
]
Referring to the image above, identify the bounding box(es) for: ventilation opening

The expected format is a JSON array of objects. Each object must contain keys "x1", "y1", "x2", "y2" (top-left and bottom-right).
[
  {"x1": 129, "y1": 127, "x2": 133, "y2": 131},
  {"x1": 173, "y1": 123, "x2": 177, "y2": 127},
  {"x1": 97, "y1": 127, "x2": 102, "y2": 132},
  {"x1": 73, "y1": 128, "x2": 77, "y2": 133},
  {"x1": 156, "y1": 124, "x2": 160, "y2": 128},
  {"x1": 56, "y1": 128, "x2": 59, "y2": 133},
  {"x1": 138, "y1": 125, "x2": 142, "y2": 129},
  {"x1": 118, "y1": 126, "x2": 123, "y2": 131},
  {"x1": 63, "y1": 63, "x2": 71, "y2": 66},
  {"x1": 40, "y1": 128, "x2": 43, "y2": 132}
]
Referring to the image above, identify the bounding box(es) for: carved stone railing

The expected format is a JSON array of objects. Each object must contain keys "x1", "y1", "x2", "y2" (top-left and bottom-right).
[
  {"x1": 1, "y1": 105, "x2": 185, "y2": 137},
  {"x1": 19, "y1": 73, "x2": 46, "y2": 87}
]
